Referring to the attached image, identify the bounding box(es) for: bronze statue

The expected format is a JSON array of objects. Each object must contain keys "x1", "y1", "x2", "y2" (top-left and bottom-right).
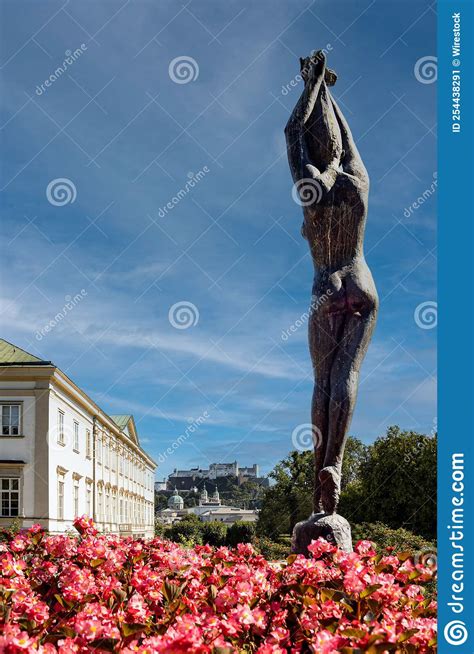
[{"x1": 285, "y1": 51, "x2": 378, "y2": 552}]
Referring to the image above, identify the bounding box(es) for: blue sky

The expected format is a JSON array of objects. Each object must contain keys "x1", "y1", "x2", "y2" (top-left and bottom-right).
[{"x1": 0, "y1": 0, "x2": 436, "y2": 479}]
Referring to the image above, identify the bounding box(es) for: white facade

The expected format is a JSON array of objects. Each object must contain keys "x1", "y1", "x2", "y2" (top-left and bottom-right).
[
  {"x1": 0, "y1": 342, "x2": 156, "y2": 537},
  {"x1": 199, "y1": 507, "x2": 259, "y2": 524}
]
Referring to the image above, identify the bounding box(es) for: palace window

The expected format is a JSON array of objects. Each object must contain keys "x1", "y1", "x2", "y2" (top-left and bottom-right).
[
  {"x1": 73, "y1": 421, "x2": 79, "y2": 452},
  {"x1": 1, "y1": 478, "x2": 19, "y2": 517},
  {"x1": 1, "y1": 404, "x2": 20, "y2": 436},
  {"x1": 86, "y1": 430, "x2": 91, "y2": 459},
  {"x1": 57, "y1": 479, "x2": 64, "y2": 520},
  {"x1": 73, "y1": 482, "x2": 79, "y2": 517},
  {"x1": 86, "y1": 484, "x2": 92, "y2": 517},
  {"x1": 98, "y1": 489, "x2": 103, "y2": 521},
  {"x1": 57, "y1": 410, "x2": 65, "y2": 445},
  {"x1": 97, "y1": 439, "x2": 102, "y2": 464}
]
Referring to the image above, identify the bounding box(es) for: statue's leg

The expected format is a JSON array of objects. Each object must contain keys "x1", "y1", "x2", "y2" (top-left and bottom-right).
[
  {"x1": 310, "y1": 373, "x2": 330, "y2": 511},
  {"x1": 320, "y1": 277, "x2": 378, "y2": 513},
  {"x1": 309, "y1": 277, "x2": 347, "y2": 511}
]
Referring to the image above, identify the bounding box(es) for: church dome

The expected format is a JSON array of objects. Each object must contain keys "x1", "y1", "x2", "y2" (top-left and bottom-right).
[
  {"x1": 211, "y1": 485, "x2": 220, "y2": 502},
  {"x1": 168, "y1": 488, "x2": 184, "y2": 510}
]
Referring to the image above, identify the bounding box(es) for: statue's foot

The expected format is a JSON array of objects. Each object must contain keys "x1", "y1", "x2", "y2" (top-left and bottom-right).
[
  {"x1": 319, "y1": 466, "x2": 341, "y2": 514},
  {"x1": 291, "y1": 512, "x2": 353, "y2": 556}
]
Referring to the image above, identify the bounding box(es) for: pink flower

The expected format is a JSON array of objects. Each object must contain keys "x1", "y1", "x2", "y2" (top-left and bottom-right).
[
  {"x1": 59, "y1": 563, "x2": 96, "y2": 602},
  {"x1": 307, "y1": 538, "x2": 337, "y2": 559},
  {"x1": 0, "y1": 518, "x2": 437, "y2": 652},
  {"x1": 126, "y1": 593, "x2": 151, "y2": 623},
  {"x1": 355, "y1": 540, "x2": 377, "y2": 557},
  {"x1": 28, "y1": 523, "x2": 44, "y2": 535},
  {"x1": 73, "y1": 515, "x2": 97, "y2": 536}
]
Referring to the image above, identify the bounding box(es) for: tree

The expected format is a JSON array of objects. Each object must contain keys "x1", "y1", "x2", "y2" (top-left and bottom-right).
[
  {"x1": 169, "y1": 514, "x2": 203, "y2": 545},
  {"x1": 339, "y1": 426, "x2": 436, "y2": 539},
  {"x1": 341, "y1": 436, "x2": 368, "y2": 489},
  {"x1": 226, "y1": 521, "x2": 256, "y2": 547},
  {"x1": 258, "y1": 429, "x2": 436, "y2": 541},
  {"x1": 257, "y1": 436, "x2": 364, "y2": 539},
  {"x1": 201, "y1": 521, "x2": 228, "y2": 547},
  {"x1": 257, "y1": 450, "x2": 313, "y2": 539},
  {"x1": 154, "y1": 493, "x2": 168, "y2": 512}
]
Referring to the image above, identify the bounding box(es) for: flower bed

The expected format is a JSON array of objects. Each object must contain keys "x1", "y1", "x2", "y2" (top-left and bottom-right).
[{"x1": 0, "y1": 517, "x2": 436, "y2": 653}]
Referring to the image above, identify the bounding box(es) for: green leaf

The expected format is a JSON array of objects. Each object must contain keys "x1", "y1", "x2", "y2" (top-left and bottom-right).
[
  {"x1": 397, "y1": 551, "x2": 413, "y2": 562},
  {"x1": 360, "y1": 584, "x2": 382, "y2": 599},
  {"x1": 320, "y1": 587, "x2": 336, "y2": 601},
  {"x1": 340, "y1": 599, "x2": 354, "y2": 613},
  {"x1": 90, "y1": 638, "x2": 119, "y2": 651},
  {"x1": 341, "y1": 628, "x2": 366, "y2": 639},
  {"x1": 398, "y1": 629, "x2": 419, "y2": 643},
  {"x1": 162, "y1": 580, "x2": 186, "y2": 604},
  {"x1": 121, "y1": 623, "x2": 145, "y2": 637}
]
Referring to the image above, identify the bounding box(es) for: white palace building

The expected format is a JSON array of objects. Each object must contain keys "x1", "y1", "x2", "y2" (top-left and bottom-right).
[{"x1": 0, "y1": 339, "x2": 156, "y2": 537}]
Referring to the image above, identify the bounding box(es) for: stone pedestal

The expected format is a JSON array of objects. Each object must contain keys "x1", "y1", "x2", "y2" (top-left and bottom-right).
[{"x1": 291, "y1": 512, "x2": 353, "y2": 556}]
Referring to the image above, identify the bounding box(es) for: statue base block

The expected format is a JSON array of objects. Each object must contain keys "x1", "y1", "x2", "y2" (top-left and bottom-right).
[{"x1": 291, "y1": 512, "x2": 353, "y2": 556}]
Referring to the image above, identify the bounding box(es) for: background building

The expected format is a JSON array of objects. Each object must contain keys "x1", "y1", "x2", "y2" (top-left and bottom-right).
[
  {"x1": 0, "y1": 339, "x2": 156, "y2": 537},
  {"x1": 168, "y1": 461, "x2": 268, "y2": 490},
  {"x1": 156, "y1": 485, "x2": 258, "y2": 525}
]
